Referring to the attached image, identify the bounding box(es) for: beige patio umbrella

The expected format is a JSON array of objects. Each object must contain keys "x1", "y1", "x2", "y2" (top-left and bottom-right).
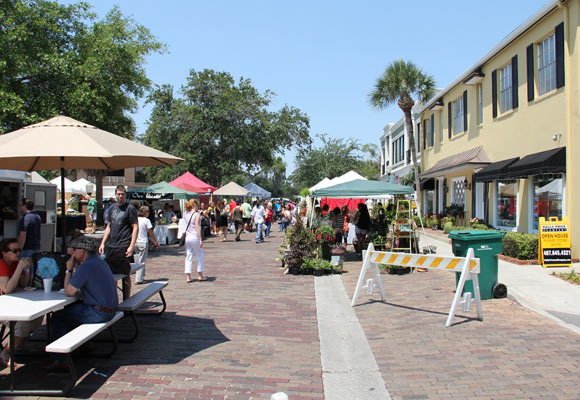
[
  {"x1": 213, "y1": 181, "x2": 250, "y2": 197},
  {"x1": 0, "y1": 115, "x2": 183, "y2": 248}
]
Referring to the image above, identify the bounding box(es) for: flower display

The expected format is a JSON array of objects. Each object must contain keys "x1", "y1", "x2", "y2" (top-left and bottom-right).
[{"x1": 314, "y1": 225, "x2": 335, "y2": 245}]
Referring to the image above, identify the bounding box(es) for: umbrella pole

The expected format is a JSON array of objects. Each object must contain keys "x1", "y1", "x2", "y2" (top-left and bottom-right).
[{"x1": 60, "y1": 158, "x2": 67, "y2": 253}]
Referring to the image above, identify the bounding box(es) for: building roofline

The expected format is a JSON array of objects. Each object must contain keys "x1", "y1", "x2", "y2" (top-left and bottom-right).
[{"x1": 417, "y1": 0, "x2": 560, "y2": 114}]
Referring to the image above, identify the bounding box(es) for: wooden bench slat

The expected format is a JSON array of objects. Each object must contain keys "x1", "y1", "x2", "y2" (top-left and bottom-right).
[
  {"x1": 46, "y1": 312, "x2": 123, "y2": 353},
  {"x1": 118, "y1": 281, "x2": 168, "y2": 312}
]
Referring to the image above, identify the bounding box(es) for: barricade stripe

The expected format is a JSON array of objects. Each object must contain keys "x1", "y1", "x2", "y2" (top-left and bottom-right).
[
  {"x1": 445, "y1": 259, "x2": 461, "y2": 270},
  {"x1": 402, "y1": 255, "x2": 412, "y2": 265},
  {"x1": 375, "y1": 253, "x2": 385, "y2": 263},
  {"x1": 430, "y1": 257, "x2": 444, "y2": 268},
  {"x1": 416, "y1": 256, "x2": 427, "y2": 266},
  {"x1": 470, "y1": 260, "x2": 477, "y2": 270},
  {"x1": 387, "y1": 254, "x2": 398, "y2": 264}
]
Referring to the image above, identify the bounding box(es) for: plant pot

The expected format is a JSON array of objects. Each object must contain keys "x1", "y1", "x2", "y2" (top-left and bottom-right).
[
  {"x1": 301, "y1": 268, "x2": 313, "y2": 275},
  {"x1": 313, "y1": 269, "x2": 324, "y2": 276},
  {"x1": 332, "y1": 269, "x2": 342, "y2": 274},
  {"x1": 290, "y1": 267, "x2": 300, "y2": 275},
  {"x1": 320, "y1": 244, "x2": 332, "y2": 261},
  {"x1": 323, "y1": 269, "x2": 332, "y2": 275},
  {"x1": 395, "y1": 267, "x2": 411, "y2": 275}
]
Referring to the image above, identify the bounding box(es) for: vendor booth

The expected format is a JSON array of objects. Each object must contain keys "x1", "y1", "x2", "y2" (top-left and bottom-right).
[
  {"x1": 311, "y1": 179, "x2": 415, "y2": 247},
  {"x1": 244, "y1": 182, "x2": 271, "y2": 199}
]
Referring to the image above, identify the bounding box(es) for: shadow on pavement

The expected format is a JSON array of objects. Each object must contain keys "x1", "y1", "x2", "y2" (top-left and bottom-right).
[{"x1": 0, "y1": 313, "x2": 229, "y2": 397}]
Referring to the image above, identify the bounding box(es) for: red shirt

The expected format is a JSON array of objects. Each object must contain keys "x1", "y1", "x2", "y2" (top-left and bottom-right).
[
  {"x1": 229, "y1": 201, "x2": 237, "y2": 215},
  {"x1": 265, "y1": 209, "x2": 273, "y2": 222},
  {"x1": 0, "y1": 259, "x2": 17, "y2": 295}
]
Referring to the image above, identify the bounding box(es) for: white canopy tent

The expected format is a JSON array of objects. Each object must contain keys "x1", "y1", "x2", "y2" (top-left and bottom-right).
[{"x1": 50, "y1": 176, "x2": 76, "y2": 193}]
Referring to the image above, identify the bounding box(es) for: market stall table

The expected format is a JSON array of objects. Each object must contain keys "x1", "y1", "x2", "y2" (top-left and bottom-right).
[
  {"x1": 0, "y1": 289, "x2": 79, "y2": 395},
  {"x1": 153, "y1": 224, "x2": 179, "y2": 245}
]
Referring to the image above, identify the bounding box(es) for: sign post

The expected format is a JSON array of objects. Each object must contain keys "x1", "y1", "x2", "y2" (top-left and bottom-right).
[{"x1": 538, "y1": 216, "x2": 572, "y2": 268}]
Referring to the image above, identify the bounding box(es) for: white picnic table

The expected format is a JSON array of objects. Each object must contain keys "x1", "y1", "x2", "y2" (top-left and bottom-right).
[{"x1": 0, "y1": 289, "x2": 79, "y2": 395}]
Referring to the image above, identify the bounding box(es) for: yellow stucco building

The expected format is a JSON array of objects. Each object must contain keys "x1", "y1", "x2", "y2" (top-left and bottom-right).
[{"x1": 417, "y1": 0, "x2": 580, "y2": 256}]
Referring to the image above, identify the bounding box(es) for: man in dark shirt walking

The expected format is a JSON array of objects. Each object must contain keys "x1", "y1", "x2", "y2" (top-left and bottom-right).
[
  {"x1": 99, "y1": 185, "x2": 138, "y2": 300},
  {"x1": 18, "y1": 198, "x2": 41, "y2": 259}
]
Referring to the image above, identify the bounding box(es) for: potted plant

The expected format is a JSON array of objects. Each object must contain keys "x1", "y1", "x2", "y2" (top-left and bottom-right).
[
  {"x1": 312, "y1": 261, "x2": 324, "y2": 276},
  {"x1": 320, "y1": 259, "x2": 333, "y2": 275},
  {"x1": 285, "y1": 220, "x2": 316, "y2": 275},
  {"x1": 315, "y1": 225, "x2": 336, "y2": 261},
  {"x1": 301, "y1": 257, "x2": 315, "y2": 275}
]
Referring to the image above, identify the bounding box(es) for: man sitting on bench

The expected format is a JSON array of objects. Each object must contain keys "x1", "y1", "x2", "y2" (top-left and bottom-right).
[{"x1": 45, "y1": 236, "x2": 118, "y2": 372}]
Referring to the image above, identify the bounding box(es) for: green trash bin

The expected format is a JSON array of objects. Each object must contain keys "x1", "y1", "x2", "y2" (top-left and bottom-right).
[{"x1": 448, "y1": 230, "x2": 506, "y2": 300}]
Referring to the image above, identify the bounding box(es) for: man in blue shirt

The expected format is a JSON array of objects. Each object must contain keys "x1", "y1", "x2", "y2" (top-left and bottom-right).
[
  {"x1": 45, "y1": 235, "x2": 118, "y2": 371},
  {"x1": 18, "y1": 198, "x2": 41, "y2": 259}
]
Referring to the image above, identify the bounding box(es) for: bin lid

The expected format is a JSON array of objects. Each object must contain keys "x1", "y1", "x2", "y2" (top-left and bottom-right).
[{"x1": 448, "y1": 229, "x2": 506, "y2": 241}]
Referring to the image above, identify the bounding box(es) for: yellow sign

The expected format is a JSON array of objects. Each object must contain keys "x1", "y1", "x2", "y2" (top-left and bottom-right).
[{"x1": 538, "y1": 216, "x2": 572, "y2": 268}]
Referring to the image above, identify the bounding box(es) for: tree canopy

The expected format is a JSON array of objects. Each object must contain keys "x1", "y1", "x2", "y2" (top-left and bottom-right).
[
  {"x1": 0, "y1": 0, "x2": 164, "y2": 136},
  {"x1": 290, "y1": 134, "x2": 380, "y2": 190},
  {"x1": 142, "y1": 69, "x2": 311, "y2": 187},
  {"x1": 369, "y1": 59, "x2": 435, "y2": 200}
]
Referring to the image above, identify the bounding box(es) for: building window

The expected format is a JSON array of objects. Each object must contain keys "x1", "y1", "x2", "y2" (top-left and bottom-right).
[
  {"x1": 426, "y1": 118, "x2": 434, "y2": 147},
  {"x1": 538, "y1": 33, "x2": 556, "y2": 96},
  {"x1": 452, "y1": 97, "x2": 464, "y2": 135},
  {"x1": 499, "y1": 63, "x2": 513, "y2": 113},
  {"x1": 392, "y1": 135, "x2": 405, "y2": 164},
  {"x1": 496, "y1": 181, "x2": 517, "y2": 228},
  {"x1": 440, "y1": 112, "x2": 444, "y2": 143},
  {"x1": 478, "y1": 84, "x2": 483, "y2": 124},
  {"x1": 451, "y1": 177, "x2": 465, "y2": 207},
  {"x1": 533, "y1": 175, "x2": 563, "y2": 230}
]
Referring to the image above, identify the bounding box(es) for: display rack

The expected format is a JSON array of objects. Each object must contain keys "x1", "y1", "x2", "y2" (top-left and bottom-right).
[{"x1": 390, "y1": 199, "x2": 418, "y2": 253}]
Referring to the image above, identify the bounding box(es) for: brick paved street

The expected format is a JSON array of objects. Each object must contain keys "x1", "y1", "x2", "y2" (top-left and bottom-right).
[
  {"x1": 1, "y1": 230, "x2": 323, "y2": 400},
  {"x1": 341, "y1": 255, "x2": 580, "y2": 400},
  {"x1": 2, "y1": 228, "x2": 580, "y2": 399}
]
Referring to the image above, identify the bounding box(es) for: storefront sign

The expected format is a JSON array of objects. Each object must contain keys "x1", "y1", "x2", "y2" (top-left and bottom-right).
[
  {"x1": 538, "y1": 216, "x2": 572, "y2": 268},
  {"x1": 129, "y1": 192, "x2": 172, "y2": 201}
]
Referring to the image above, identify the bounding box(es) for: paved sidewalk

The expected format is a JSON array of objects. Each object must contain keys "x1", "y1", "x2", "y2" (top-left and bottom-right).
[
  {"x1": 341, "y1": 232, "x2": 580, "y2": 399},
  {"x1": 420, "y1": 229, "x2": 580, "y2": 334}
]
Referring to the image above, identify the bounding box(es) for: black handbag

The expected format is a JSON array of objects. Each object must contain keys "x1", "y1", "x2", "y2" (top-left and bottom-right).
[{"x1": 179, "y1": 213, "x2": 194, "y2": 246}]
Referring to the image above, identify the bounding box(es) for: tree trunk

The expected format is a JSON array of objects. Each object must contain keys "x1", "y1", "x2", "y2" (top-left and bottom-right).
[{"x1": 399, "y1": 97, "x2": 422, "y2": 215}]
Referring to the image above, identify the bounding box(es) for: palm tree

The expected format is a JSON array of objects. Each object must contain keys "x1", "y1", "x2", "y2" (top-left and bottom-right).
[{"x1": 369, "y1": 60, "x2": 435, "y2": 206}]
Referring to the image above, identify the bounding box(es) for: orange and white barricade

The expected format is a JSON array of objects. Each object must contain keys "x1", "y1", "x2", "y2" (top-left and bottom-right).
[{"x1": 351, "y1": 243, "x2": 482, "y2": 327}]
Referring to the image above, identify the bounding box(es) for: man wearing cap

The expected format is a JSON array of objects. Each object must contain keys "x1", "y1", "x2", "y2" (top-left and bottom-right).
[{"x1": 45, "y1": 235, "x2": 118, "y2": 371}]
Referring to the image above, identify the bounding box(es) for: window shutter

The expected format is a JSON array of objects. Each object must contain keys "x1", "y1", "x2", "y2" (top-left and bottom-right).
[
  {"x1": 430, "y1": 113, "x2": 435, "y2": 146},
  {"x1": 422, "y1": 120, "x2": 426, "y2": 150},
  {"x1": 555, "y1": 22, "x2": 565, "y2": 88},
  {"x1": 511, "y1": 55, "x2": 518, "y2": 109},
  {"x1": 416, "y1": 122, "x2": 421, "y2": 152},
  {"x1": 526, "y1": 44, "x2": 534, "y2": 101},
  {"x1": 492, "y1": 69, "x2": 498, "y2": 118},
  {"x1": 462, "y1": 90, "x2": 468, "y2": 132},
  {"x1": 448, "y1": 102, "x2": 452, "y2": 138}
]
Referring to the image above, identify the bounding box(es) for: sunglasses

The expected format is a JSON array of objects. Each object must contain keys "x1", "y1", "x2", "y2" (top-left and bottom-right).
[{"x1": 6, "y1": 248, "x2": 21, "y2": 254}]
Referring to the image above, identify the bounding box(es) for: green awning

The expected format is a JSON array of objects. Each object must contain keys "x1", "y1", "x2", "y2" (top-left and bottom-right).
[
  {"x1": 311, "y1": 179, "x2": 413, "y2": 198},
  {"x1": 129, "y1": 181, "x2": 199, "y2": 200}
]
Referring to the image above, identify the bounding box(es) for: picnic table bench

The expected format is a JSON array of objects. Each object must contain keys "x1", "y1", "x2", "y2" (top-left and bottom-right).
[
  {"x1": 118, "y1": 280, "x2": 168, "y2": 342},
  {"x1": 45, "y1": 311, "x2": 123, "y2": 395}
]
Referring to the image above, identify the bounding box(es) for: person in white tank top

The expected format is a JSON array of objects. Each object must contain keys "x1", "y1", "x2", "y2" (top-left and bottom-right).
[{"x1": 183, "y1": 199, "x2": 206, "y2": 282}]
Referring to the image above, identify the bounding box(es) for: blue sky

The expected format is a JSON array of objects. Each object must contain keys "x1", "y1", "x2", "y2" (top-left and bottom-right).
[{"x1": 60, "y1": 0, "x2": 550, "y2": 173}]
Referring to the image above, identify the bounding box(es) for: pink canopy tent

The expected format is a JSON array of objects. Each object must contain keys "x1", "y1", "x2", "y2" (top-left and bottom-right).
[{"x1": 169, "y1": 172, "x2": 216, "y2": 194}]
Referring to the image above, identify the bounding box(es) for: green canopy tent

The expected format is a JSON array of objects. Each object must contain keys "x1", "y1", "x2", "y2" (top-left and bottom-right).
[
  {"x1": 129, "y1": 181, "x2": 199, "y2": 200},
  {"x1": 311, "y1": 179, "x2": 413, "y2": 198}
]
